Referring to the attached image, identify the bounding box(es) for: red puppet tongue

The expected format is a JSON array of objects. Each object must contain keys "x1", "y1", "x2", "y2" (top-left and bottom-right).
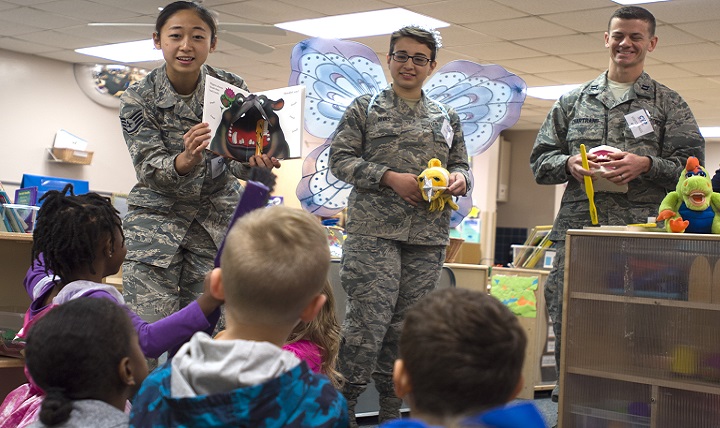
[{"x1": 691, "y1": 192, "x2": 706, "y2": 205}]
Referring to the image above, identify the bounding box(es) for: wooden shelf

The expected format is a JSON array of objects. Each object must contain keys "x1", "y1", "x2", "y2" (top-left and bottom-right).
[
  {"x1": 0, "y1": 232, "x2": 32, "y2": 242},
  {"x1": 0, "y1": 356, "x2": 24, "y2": 369},
  {"x1": 559, "y1": 230, "x2": 720, "y2": 428},
  {"x1": 567, "y1": 366, "x2": 720, "y2": 396},
  {"x1": 571, "y1": 292, "x2": 720, "y2": 312}
]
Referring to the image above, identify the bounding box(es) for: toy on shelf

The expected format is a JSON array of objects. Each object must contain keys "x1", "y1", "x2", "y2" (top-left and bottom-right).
[
  {"x1": 417, "y1": 158, "x2": 459, "y2": 212},
  {"x1": 657, "y1": 156, "x2": 720, "y2": 233}
]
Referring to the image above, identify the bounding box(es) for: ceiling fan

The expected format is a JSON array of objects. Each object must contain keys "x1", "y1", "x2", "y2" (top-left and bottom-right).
[{"x1": 88, "y1": 3, "x2": 286, "y2": 55}]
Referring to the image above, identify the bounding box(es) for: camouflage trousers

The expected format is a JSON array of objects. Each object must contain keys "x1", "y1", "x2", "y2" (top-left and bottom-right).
[
  {"x1": 338, "y1": 234, "x2": 445, "y2": 397},
  {"x1": 123, "y1": 219, "x2": 221, "y2": 329},
  {"x1": 545, "y1": 240, "x2": 566, "y2": 378}
]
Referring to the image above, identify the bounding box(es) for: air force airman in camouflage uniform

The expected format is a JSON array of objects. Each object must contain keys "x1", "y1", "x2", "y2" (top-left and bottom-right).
[
  {"x1": 120, "y1": 64, "x2": 253, "y2": 326},
  {"x1": 329, "y1": 26, "x2": 470, "y2": 427},
  {"x1": 530, "y1": 6, "x2": 705, "y2": 404}
]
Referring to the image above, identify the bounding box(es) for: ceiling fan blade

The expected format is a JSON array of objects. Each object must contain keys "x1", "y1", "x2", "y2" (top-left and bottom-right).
[
  {"x1": 217, "y1": 23, "x2": 286, "y2": 36},
  {"x1": 220, "y1": 32, "x2": 274, "y2": 54},
  {"x1": 89, "y1": 22, "x2": 154, "y2": 27}
]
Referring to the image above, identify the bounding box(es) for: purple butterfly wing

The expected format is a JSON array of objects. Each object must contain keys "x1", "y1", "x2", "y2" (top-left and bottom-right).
[
  {"x1": 290, "y1": 38, "x2": 388, "y2": 215},
  {"x1": 296, "y1": 140, "x2": 352, "y2": 216},
  {"x1": 424, "y1": 60, "x2": 526, "y2": 156},
  {"x1": 290, "y1": 38, "x2": 387, "y2": 140}
]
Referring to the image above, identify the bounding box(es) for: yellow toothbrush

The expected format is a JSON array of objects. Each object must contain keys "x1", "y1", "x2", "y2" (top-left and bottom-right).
[{"x1": 580, "y1": 144, "x2": 598, "y2": 225}]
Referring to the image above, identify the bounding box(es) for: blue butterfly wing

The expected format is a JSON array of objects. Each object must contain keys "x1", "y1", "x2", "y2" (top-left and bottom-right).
[
  {"x1": 290, "y1": 38, "x2": 387, "y2": 140},
  {"x1": 296, "y1": 140, "x2": 352, "y2": 216},
  {"x1": 424, "y1": 60, "x2": 526, "y2": 156},
  {"x1": 290, "y1": 38, "x2": 388, "y2": 215}
]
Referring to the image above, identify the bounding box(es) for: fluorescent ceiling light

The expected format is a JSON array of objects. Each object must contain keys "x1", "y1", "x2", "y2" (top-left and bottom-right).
[
  {"x1": 700, "y1": 127, "x2": 720, "y2": 138},
  {"x1": 526, "y1": 84, "x2": 580, "y2": 100},
  {"x1": 76, "y1": 39, "x2": 163, "y2": 63},
  {"x1": 276, "y1": 8, "x2": 449, "y2": 39},
  {"x1": 611, "y1": 0, "x2": 671, "y2": 5}
]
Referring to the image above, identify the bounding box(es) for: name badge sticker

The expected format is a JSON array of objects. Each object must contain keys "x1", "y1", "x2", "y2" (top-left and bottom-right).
[
  {"x1": 210, "y1": 154, "x2": 226, "y2": 179},
  {"x1": 624, "y1": 109, "x2": 654, "y2": 138},
  {"x1": 441, "y1": 119, "x2": 453, "y2": 148}
]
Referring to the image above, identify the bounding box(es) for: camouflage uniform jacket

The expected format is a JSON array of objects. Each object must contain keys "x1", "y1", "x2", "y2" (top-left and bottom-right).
[
  {"x1": 329, "y1": 87, "x2": 471, "y2": 246},
  {"x1": 530, "y1": 71, "x2": 704, "y2": 241},
  {"x1": 119, "y1": 64, "x2": 252, "y2": 267}
]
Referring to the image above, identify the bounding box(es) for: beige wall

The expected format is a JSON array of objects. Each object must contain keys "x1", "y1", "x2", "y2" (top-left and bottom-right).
[
  {"x1": 0, "y1": 49, "x2": 136, "y2": 195},
  {"x1": 496, "y1": 130, "x2": 557, "y2": 229}
]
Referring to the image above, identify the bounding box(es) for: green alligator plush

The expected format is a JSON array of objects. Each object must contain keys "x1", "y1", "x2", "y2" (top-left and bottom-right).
[{"x1": 657, "y1": 156, "x2": 720, "y2": 233}]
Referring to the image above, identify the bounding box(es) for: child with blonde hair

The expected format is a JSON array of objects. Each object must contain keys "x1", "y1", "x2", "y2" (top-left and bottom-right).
[
  {"x1": 283, "y1": 280, "x2": 343, "y2": 388},
  {"x1": 130, "y1": 206, "x2": 347, "y2": 427}
]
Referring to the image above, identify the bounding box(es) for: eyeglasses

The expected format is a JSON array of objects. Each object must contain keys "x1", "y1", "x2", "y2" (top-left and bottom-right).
[{"x1": 391, "y1": 52, "x2": 432, "y2": 66}]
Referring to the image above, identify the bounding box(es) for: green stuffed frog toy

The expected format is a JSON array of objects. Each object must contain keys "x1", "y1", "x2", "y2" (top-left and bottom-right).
[{"x1": 657, "y1": 156, "x2": 720, "y2": 233}]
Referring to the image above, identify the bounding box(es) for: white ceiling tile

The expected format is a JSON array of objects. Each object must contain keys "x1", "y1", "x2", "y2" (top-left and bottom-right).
[
  {"x1": 447, "y1": 41, "x2": 547, "y2": 62},
  {"x1": 643, "y1": 63, "x2": 700, "y2": 80},
  {"x1": 34, "y1": 0, "x2": 141, "y2": 21},
  {"x1": 0, "y1": 6, "x2": 83, "y2": 29},
  {"x1": 214, "y1": 0, "x2": 318, "y2": 24},
  {"x1": 646, "y1": 0, "x2": 720, "y2": 25},
  {"x1": 276, "y1": 0, "x2": 391, "y2": 15},
  {"x1": 498, "y1": 55, "x2": 591, "y2": 74},
  {"x1": 409, "y1": 0, "x2": 528, "y2": 25},
  {"x1": 466, "y1": 17, "x2": 576, "y2": 42},
  {"x1": 541, "y1": 7, "x2": 618, "y2": 33},
  {"x1": 651, "y1": 42, "x2": 720, "y2": 63},
  {"x1": 654, "y1": 24, "x2": 705, "y2": 46},
  {"x1": 490, "y1": 0, "x2": 610, "y2": 15},
  {"x1": 515, "y1": 34, "x2": 605, "y2": 56},
  {"x1": 675, "y1": 59, "x2": 720, "y2": 77},
  {"x1": 532, "y1": 68, "x2": 604, "y2": 85},
  {"x1": 674, "y1": 21, "x2": 720, "y2": 43},
  {"x1": 0, "y1": 36, "x2": 57, "y2": 54},
  {"x1": 19, "y1": 30, "x2": 103, "y2": 50},
  {"x1": 440, "y1": 26, "x2": 501, "y2": 48}
]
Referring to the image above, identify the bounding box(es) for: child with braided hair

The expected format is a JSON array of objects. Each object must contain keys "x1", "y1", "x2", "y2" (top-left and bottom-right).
[
  {"x1": 0, "y1": 184, "x2": 223, "y2": 427},
  {"x1": 25, "y1": 298, "x2": 148, "y2": 428}
]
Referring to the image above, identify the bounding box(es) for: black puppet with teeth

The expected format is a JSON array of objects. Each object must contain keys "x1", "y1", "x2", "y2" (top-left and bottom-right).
[{"x1": 211, "y1": 93, "x2": 290, "y2": 162}]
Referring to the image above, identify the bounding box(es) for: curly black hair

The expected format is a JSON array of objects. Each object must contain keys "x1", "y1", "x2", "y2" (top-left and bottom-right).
[
  {"x1": 25, "y1": 298, "x2": 135, "y2": 426},
  {"x1": 32, "y1": 184, "x2": 123, "y2": 283}
]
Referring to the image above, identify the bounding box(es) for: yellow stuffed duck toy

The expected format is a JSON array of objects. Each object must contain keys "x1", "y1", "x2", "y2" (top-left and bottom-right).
[
  {"x1": 657, "y1": 156, "x2": 720, "y2": 233},
  {"x1": 417, "y1": 158, "x2": 459, "y2": 212}
]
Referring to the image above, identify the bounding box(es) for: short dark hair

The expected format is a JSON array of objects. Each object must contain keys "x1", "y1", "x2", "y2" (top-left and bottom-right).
[
  {"x1": 389, "y1": 26, "x2": 439, "y2": 61},
  {"x1": 156, "y1": 1, "x2": 218, "y2": 40},
  {"x1": 32, "y1": 184, "x2": 122, "y2": 283},
  {"x1": 609, "y1": 6, "x2": 656, "y2": 37},
  {"x1": 25, "y1": 298, "x2": 135, "y2": 426},
  {"x1": 399, "y1": 288, "x2": 527, "y2": 417}
]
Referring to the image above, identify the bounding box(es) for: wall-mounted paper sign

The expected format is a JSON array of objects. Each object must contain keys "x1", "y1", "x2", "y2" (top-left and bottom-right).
[{"x1": 53, "y1": 129, "x2": 88, "y2": 151}]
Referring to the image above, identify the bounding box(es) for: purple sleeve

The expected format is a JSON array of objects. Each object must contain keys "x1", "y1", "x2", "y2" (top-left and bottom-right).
[
  {"x1": 123, "y1": 301, "x2": 220, "y2": 359},
  {"x1": 23, "y1": 254, "x2": 58, "y2": 317},
  {"x1": 82, "y1": 290, "x2": 220, "y2": 359}
]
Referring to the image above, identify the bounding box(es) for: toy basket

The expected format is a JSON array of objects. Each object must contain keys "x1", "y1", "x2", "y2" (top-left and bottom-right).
[{"x1": 445, "y1": 237, "x2": 465, "y2": 263}]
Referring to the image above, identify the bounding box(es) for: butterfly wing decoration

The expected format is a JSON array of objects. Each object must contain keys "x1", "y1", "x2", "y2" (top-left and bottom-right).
[
  {"x1": 290, "y1": 38, "x2": 387, "y2": 216},
  {"x1": 424, "y1": 60, "x2": 526, "y2": 156},
  {"x1": 291, "y1": 37, "x2": 526, "y2": 218}
]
